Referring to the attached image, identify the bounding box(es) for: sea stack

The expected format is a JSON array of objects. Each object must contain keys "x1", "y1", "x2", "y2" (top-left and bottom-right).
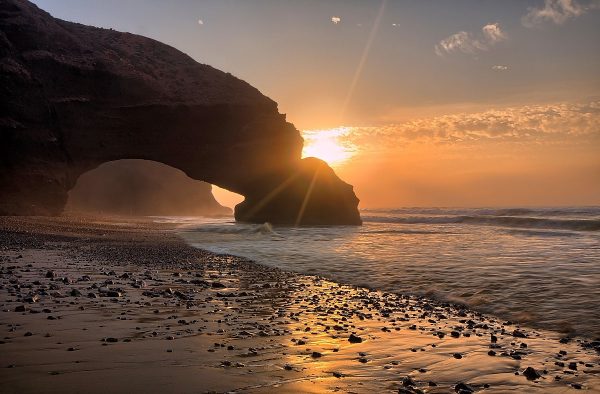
[{"x1": 0, "y1": 0, "x2": 361, "y2": 225}]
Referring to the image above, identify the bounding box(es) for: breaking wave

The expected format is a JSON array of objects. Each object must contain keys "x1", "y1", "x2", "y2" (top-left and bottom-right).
[{"x1": 362, "y1": 215, "x2": 600, "y2": 231}]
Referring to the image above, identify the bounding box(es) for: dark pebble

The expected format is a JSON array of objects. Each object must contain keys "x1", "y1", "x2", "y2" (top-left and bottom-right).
[
  {"x1": 454, "y1": 382, "x2": 474, "y2": 393},
  {"x1": 523, "y1": 366, "x2": 541, "y2": 380},
  {"x1": 348, "y1": 333, "x2": 363, "y2": 343}
]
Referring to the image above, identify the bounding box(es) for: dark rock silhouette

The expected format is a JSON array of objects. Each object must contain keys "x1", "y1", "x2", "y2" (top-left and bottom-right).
[
  {"x1": 66, "y1": 160, "x2": 231, "y2": 216},
  {"x1": 0, "y1": 0, "x2": 361, "y2": 224}
]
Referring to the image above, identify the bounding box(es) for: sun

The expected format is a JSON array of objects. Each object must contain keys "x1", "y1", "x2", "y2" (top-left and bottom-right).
[{"x1": 301, "y1": 127, "x2": 356, "y2": 166}]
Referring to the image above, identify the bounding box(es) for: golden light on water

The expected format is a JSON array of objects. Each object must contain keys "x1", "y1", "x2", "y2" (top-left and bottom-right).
[{"x1": 301, "y1": 127, "x2": 356, "y2": 167}]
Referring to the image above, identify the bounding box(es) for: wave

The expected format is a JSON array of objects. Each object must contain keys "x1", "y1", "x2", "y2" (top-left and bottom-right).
[
  {"x1": 504, "y1": 229, "x2": 581, "y2": 237},
  {"x1": 183, "y1": 222, "x2": 279, "y2": 236},
  {"x1": 368, "y1": 229, "x2": 451, "y2": 235},
  {"x1": 363, "y1": 207, "x2": 600, "y2": 218},
  {"x1": 362, "y1": 215, "x2": 600, "y2": 231}
]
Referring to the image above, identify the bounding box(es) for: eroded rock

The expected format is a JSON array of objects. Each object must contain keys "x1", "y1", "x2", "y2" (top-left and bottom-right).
[{"x1": 0, "y1": 0, "x2": 361, "y2": 225}]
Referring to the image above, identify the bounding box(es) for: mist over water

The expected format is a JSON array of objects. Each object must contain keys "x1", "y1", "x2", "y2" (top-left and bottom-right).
[{"x1": 174, "y1": 207, "x2": 600, "y2": 338}]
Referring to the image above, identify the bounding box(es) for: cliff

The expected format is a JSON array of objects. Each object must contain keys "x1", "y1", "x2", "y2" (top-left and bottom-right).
[{"x1": 0, "y1": 0, "x2": 361, "y2": 225}]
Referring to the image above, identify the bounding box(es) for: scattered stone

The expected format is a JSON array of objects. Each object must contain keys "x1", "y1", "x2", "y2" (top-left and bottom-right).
[
  {"x1": 454, "y1": 382, "x2": 474, "y2": 393},
  {"x1": 348, "y1": 333, "x2": 363, "y2": 343},
  {"x1": 402, "y1": 376, "x2": 415, "y2": 386},
  {"x1": 106, "y1": 291, "x2": 122, "y2": 297},
  {"x1": 70, "y1": 289, "x2": 82, "y2": 297},
  {"x1": 523, "y1": 367, "x2": 541, "y2": 380},
  {"x1": 24, "y1": 295, "x2": 39, "y2": 303}
]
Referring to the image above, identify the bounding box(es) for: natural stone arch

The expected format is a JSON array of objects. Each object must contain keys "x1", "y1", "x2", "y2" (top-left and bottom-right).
[{"x1": 0, "y1": 0, "x2": 361, "y2": 225}]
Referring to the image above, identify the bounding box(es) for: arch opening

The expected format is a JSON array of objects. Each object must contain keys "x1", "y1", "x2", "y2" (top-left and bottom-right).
[{"x1": 66, "y1": 159, "x2": 236, "y2": 217}]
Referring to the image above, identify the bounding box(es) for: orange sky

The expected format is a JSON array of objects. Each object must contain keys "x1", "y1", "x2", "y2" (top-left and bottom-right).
[{"x1": 214, "y1": 101, "x2": 600, "y2": 209}]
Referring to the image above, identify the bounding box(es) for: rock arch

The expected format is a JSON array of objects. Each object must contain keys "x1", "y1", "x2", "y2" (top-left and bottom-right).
[{"x1": 0, "y1": 0, "x2": 361, "y2": 224}]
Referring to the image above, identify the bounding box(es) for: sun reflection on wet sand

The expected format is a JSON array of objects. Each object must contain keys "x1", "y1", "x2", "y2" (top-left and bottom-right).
[{"x1": 226, "y1": 274, "x2": 600, "y2": 393}]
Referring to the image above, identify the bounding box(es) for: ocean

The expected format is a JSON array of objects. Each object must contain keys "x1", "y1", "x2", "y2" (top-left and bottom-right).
[{"x1": 170, "y1": 207, "x2": 600, "y2": 338}]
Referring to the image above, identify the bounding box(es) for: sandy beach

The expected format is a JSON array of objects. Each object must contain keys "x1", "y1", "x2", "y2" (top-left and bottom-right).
[{"x1": 0, "y1": 216, "x2": 598, "y2": 393}]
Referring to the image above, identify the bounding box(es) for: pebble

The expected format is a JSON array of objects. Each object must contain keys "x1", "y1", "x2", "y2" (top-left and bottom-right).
[
  {"x1": 523, "y1": 367, "x2": 541, "y2": 380},
  {"x1": 348, "y1": 333, "x2": 363, "y2": 343},
  {"x1": 454, "y1": 382, "x2": 474, "y2": 393}
]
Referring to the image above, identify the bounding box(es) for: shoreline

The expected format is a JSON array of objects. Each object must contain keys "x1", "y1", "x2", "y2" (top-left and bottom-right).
[{"x1": 0, "y1": 216, "x2": 598, "y2": 393}]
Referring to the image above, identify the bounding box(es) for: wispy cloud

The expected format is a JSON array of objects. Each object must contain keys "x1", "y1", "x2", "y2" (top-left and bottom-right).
[
  {"x1": 339, "y1": 101, "x2": 600, "y2": 149},
  {"x1": 331, "y1": 16, "x2": 341, "y2": 25},
  {"x1": 482, "y1": 23, "x2": 507, "y2": 43},
  {"x1": 492, "y1": 65, "x2": 509, "y2": 71},
  {"x1": 522, "y1": 0, "x2": 598, "y2": 27},
  {"x1": 435, "y1": 23, "x2": 507, "y2": 56}
]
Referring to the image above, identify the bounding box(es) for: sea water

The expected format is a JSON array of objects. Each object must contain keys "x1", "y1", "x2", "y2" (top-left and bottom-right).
[{"x1": 170, "y1": 207, "x2": 600, "y2": 338}]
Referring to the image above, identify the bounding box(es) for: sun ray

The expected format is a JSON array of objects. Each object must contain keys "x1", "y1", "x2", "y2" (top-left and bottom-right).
[
  {"x1": 295, "y1": 166, "x2": 321, "y2": 226},
  {"x1": 339, "y1": 0, "x2": 388, "y2": 122}
]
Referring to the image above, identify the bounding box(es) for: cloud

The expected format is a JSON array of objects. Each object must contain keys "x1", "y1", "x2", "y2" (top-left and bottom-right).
[
  {"x1": 197, "y1": 19, "x2": 204, "y2": 25},
  {"x1": 331, "y1": 16, "x2": 341, "y2": 25},
  {"x1": 522, "y1": 0, "x2": 598, "y2": 27},
  {"x1": 492, "y1": 65, "x2": 509, "y2": 71},
  {"x1": 338, "y1": 101, "x2": 600, "y2": 149},
  {"x1": 435, "y1": 23, "x2": 507, "y2": 56},
  {"x1": 482, "y1": 23, "x2": 507, "y2": 43}
]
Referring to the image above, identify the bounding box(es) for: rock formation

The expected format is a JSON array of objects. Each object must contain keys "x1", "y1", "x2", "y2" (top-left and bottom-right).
[
  {"x1": 66, "y1": 160, "x2": 231, "y2": 217},
  {"x1": 0, "y1": 0, "x2": 361, "y2": 225}
]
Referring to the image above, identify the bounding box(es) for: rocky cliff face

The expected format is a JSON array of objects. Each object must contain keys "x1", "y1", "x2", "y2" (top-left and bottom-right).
[{"x1": 0, "y1": 0, "x2": 361, "y2": 225}]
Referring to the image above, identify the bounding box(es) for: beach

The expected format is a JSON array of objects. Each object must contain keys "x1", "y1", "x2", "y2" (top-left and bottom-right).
[{"x1": 1, "y1": 216, "x2": 599, "y2": 393}]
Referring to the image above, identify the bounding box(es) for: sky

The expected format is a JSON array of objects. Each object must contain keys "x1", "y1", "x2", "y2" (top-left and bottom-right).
[{"x1": 33, "y1": 0, "x2": 600, "y2": 208}]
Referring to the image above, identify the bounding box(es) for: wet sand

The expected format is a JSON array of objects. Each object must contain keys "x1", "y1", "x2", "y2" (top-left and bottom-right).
[{"x1": 0, "y1": 216, "x2": 599, "y2": 393}]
